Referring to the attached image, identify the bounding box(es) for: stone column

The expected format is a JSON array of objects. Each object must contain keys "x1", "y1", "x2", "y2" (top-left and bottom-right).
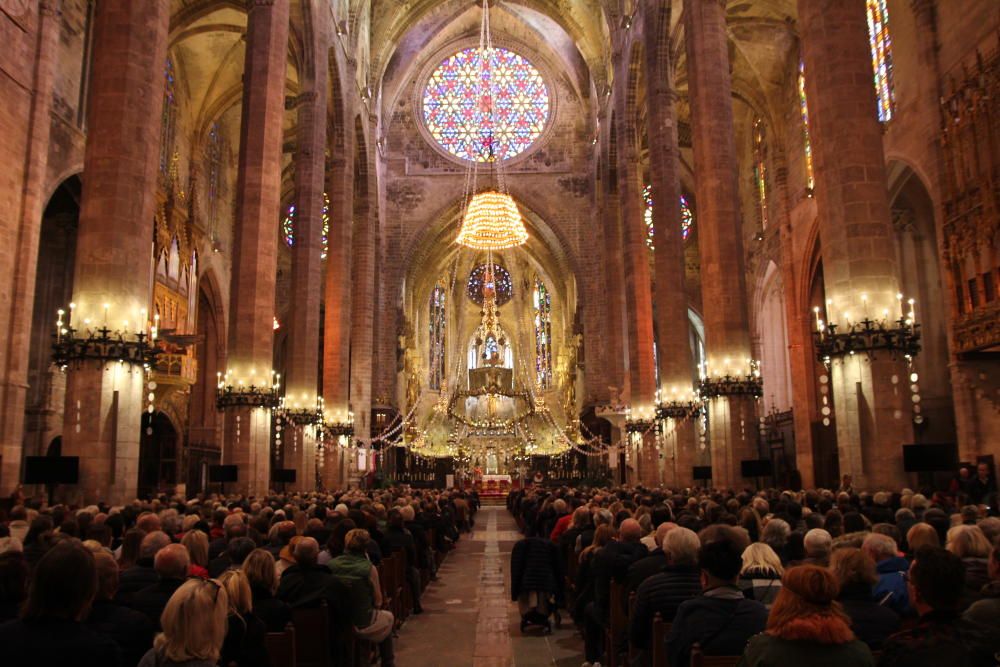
[
  {"x1": 683, "y1": 0, "x2": 757, "y2": 489},
  {"x1": 284, "y1": 15, "x2": 328, "y2": 491},
  {"x1": 224, "y1": 0, "x2": 289, "y2": 495},
  {"x1": 602, "y1": 110, "x2": 628, "y2": 403},
  {"x1": 322, "y1": 153, "x2": 354, "y2": 491},
  {"x1": 59, "y1": 0, "x2": 168, "y2": 503},
  {"x1": 614, "y1": 46, "x2": 659, "y2": 486},
  {"x1": 349, "y1": 144, "x2": 376, "y2": 478},
  {"x1": 0, "y1": 1, "x2": 63, "y2": 496},
  {"x1": 644, "y1": 0, "x2": 698, "y2": 487},
  {"x1": 798, "y1": 0, "x2": 911, "y2": 490}
]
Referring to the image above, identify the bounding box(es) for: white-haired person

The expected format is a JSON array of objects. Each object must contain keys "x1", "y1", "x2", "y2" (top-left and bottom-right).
[{"x1": 137, "y1": 578, "x2": 228, "y2": 667}]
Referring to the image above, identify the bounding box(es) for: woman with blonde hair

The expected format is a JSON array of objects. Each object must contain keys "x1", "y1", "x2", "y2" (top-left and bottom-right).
[
  {"x1": 738, "y1": 566, "x2": 874, "y2": 666},
  {"x1": 738, "y1": 542, "x2": 784, "y2": 607},
  {"x1": 947, "y1": 524, "x2": 993, "y2": 605},
  {"x1": 217, "y1": 569, "x2": 269, "y2": 667},
  {"x1": 137, "y1": 578, "x2": 229, "y2": 667},
  {"x1": 242, "y1": 548, "x2": 290, "y2": 632},
  {"x1": 181, "y1": 529, "x2": 209, "y2": 579}
]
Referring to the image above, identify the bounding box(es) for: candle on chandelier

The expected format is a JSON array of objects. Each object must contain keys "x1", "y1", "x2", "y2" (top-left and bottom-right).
[
  {"x1": 861, "y1": 293, "x2": 869, "y2": 318},
  {"x1": 103, "y1": 303, "x2": 110, "y2": 326},
  {"x1": 897, "y1": 293, "x2": 904, "y2": 319},
  {"x1": 814, "y1": 306, "x2": 821, "y2": 331},
  {"x1": 908, "y1": 298, "x2": 916, "y2": 323},
  {"x1": 68, "y1": 302, "x2": 75, "y2": 328},
  {"x1": 826, "y1": 299, "x2": 834, "y2": 326}
]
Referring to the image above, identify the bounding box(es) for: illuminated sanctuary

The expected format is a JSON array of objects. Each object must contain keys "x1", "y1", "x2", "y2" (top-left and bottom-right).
[{"x1": 0, "y1": 0, "x2": 997, "y2": 502}]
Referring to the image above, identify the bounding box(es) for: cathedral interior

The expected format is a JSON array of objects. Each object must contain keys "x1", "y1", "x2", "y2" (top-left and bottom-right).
[{"x1": 0, "y1": 0, "x2": 998, "y2": 503}]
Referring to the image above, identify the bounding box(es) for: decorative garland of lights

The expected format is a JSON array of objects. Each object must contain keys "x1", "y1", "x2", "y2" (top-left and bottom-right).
[
  {"x1": 812, "y1": 317, "x2": 920, "y2": 365},
  {"x1": 215, "y1": 370, "x2": 281, "y2": 410},
  {"x1": 52, "y1": 304, "x2": 160, "y2": 370}
]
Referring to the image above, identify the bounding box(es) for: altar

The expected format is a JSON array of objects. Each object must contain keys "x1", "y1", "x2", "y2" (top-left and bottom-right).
[{"x1": 475, "y1": 473, "x2": 512, "y2": 496}]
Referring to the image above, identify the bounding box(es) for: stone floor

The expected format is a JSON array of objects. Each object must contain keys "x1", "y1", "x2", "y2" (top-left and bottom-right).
[{"x1": 394, "y1": 506, "x2": 584, "y2": 667}]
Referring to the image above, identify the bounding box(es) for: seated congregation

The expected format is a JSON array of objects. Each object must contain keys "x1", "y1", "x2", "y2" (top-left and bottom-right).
[
  {"x1": 0, "y1": 489, "x2": 477, "y2": 667},
  {"x1": 509, "y1": 487, "x2": 1000, "y2": 667}
]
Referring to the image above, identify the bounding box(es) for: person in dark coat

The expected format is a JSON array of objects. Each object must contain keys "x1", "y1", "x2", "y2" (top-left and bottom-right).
[
  {"x1": 584, "y1": 519, "x2": 649, "y2": 664},
  {"x1": 878, "y1": 547, "x2": 1000, "y2": 667},
  {"x1": 218, "y1": 569, "x2": 270, "y2": 667},
  {"x1": 277, "y1": 537, "x2": 333, "y2": 608},
  {"x1": 128, "y1": 543, "x2": 190, "y2": 629},
  {"x1": 208, "y1": 536, "x2": 256, "y2": 578},
  {"x1": 0, "y1": 542, "x2": 122, "y2": 667},
  {"x1": 382, "y1": 509, "x2": 424, "y2": 613},
  {"x1": 0, "y1": 550, "x2": 28, "y2": 622},
  {"x1": 510, "y1": 535, "x2": 563, "y2": 629},
  {"x1": 117, "y1": 531, "x2": 171, "y2": 600},
  {"x1": 630, "y1": 527, "x2": 702, "y2": 660},
  {"x1": 968, "y1": 463, "x2": 997, "y2": 507},
  {"x1": 626, "y1": 523, "x2": 675, "y2": 592},
  {"x1": 666, "y1": 530, "x2": 769, "y2": 667},
  {"x1": 243, "y1": 548, "x2": 291, "y2": 632},
  {"x1": 86, "y1": 551, "x2": 154, "y2": 667},
  {"x1": 830, "y1": 547, "x2": 900, "y2": 650}
]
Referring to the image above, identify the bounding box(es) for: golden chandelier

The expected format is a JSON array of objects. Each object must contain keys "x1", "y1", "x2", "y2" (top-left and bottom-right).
[{"x1": 456, "y1": 191, "x2": 528, "y2": 250}]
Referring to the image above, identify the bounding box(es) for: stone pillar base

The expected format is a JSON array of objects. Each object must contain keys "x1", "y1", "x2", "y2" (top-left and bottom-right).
[
  {"x1": 224, "y1": 408, "x2": 271, "y2": 496},
  {"x1": 62, "y1": 364, "x2": 145, "y2": 504},
  {"x1": 707, "y1": 396, "x2": 760, "y2": 490}
]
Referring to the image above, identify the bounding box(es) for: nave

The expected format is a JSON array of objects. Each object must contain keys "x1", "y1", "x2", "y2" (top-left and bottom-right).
[{"x1": 397, "y1": 506, "x2": 581, "y2": 667}]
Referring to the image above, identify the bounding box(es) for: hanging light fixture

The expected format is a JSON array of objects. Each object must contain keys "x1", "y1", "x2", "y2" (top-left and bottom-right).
[
  {"x1": 457, "y1": 191, "x2": 528, "y2": 250},
  {"x1": 455, "y1": 0, "x2": 528, "y2": 251}
]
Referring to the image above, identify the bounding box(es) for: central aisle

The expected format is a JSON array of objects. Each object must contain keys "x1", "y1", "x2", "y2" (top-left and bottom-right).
[{"x1": 394, "y1": 506, "x2": 583, "y2": 666}]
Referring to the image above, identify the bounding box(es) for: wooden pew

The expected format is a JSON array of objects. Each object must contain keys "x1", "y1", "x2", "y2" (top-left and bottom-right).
[
  {"x1": 291, "y1": 603, "x2": 332, "y2": 667},
  {"x1": 690, "y1": 643, "x2": 741, "y2": 667},
  {"x1": 264, "y1": 623, "x2": 296, "y2": 667},
  {"x1": 651, "y1": 614, "x2": 670, "y2": 667},
  {"x1": 604, "y1": 581, "x2": 628, "y2": 667}
]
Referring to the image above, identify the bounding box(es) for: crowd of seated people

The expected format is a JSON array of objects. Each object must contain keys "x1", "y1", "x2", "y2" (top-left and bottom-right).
[
  {"x1": 0, "y1": 487, "x2": 476, "y2": 667},
  {"x1": 509, "y1": 480, "x2": 1000, "y2": 667}
]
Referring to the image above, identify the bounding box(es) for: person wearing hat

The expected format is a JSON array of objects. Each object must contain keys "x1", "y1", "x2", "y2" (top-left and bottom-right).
[{"x1": 738, "y1": 565, "x2": 874, "y2": 666}]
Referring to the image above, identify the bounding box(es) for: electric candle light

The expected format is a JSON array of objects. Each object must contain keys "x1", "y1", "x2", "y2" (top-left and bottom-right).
[
  {"x1": 861, "y1": 293, "x2": 869, "y2": 318},
  {"x1": 897, "y1": 292, "x2": 904, "y2": 318},
  {"x1": 103, "y1": 303, "x2": 110, "y2": 325}
]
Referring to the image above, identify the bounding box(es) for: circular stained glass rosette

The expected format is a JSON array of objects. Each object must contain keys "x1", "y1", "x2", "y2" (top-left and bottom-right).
[
  {"x1": 422, "y1": 46, "x2": 550, "y2": 162},
  {"x1": 467, "y1": 263, "x2": 513, "y2": 307}
]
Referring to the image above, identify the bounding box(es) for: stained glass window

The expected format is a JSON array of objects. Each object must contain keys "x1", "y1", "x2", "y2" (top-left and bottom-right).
[
  {"x1": 281, "y1": 193, "x2": 331, "y2": 259},
  {"x1": 798, "y1": 60, "x2": 815, "y2": 193},
  {"x1": 206, "y1": 122, "x2": 223, "y2": 229},
  {"x1": 422, "y1": 46, "x2": 550, "y2": 162},
  {"x1": 752, "y1": 117, "x2": 769, "y2": 229},
  {"x1": 467, "y1": 263, "x2": 513, "y2": 306},
  {"x1": 160, "y1": 57, "x2": 177, "y2": 175},
  {"x1": 429, "y1": 284, "x2": 447, "y2": 390},
  {"x1": 642, "y1": 185, "x2": 694, "y2": 251},
  {"x1": 867, "y1": 0, "x2": 894, "y2": 122},
  {"x1": 533, "y1": 278, "x2": 552, "y2": 389},
  {"x1": 680, "y1": 195, "x2": 693, "y2": 240}
]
